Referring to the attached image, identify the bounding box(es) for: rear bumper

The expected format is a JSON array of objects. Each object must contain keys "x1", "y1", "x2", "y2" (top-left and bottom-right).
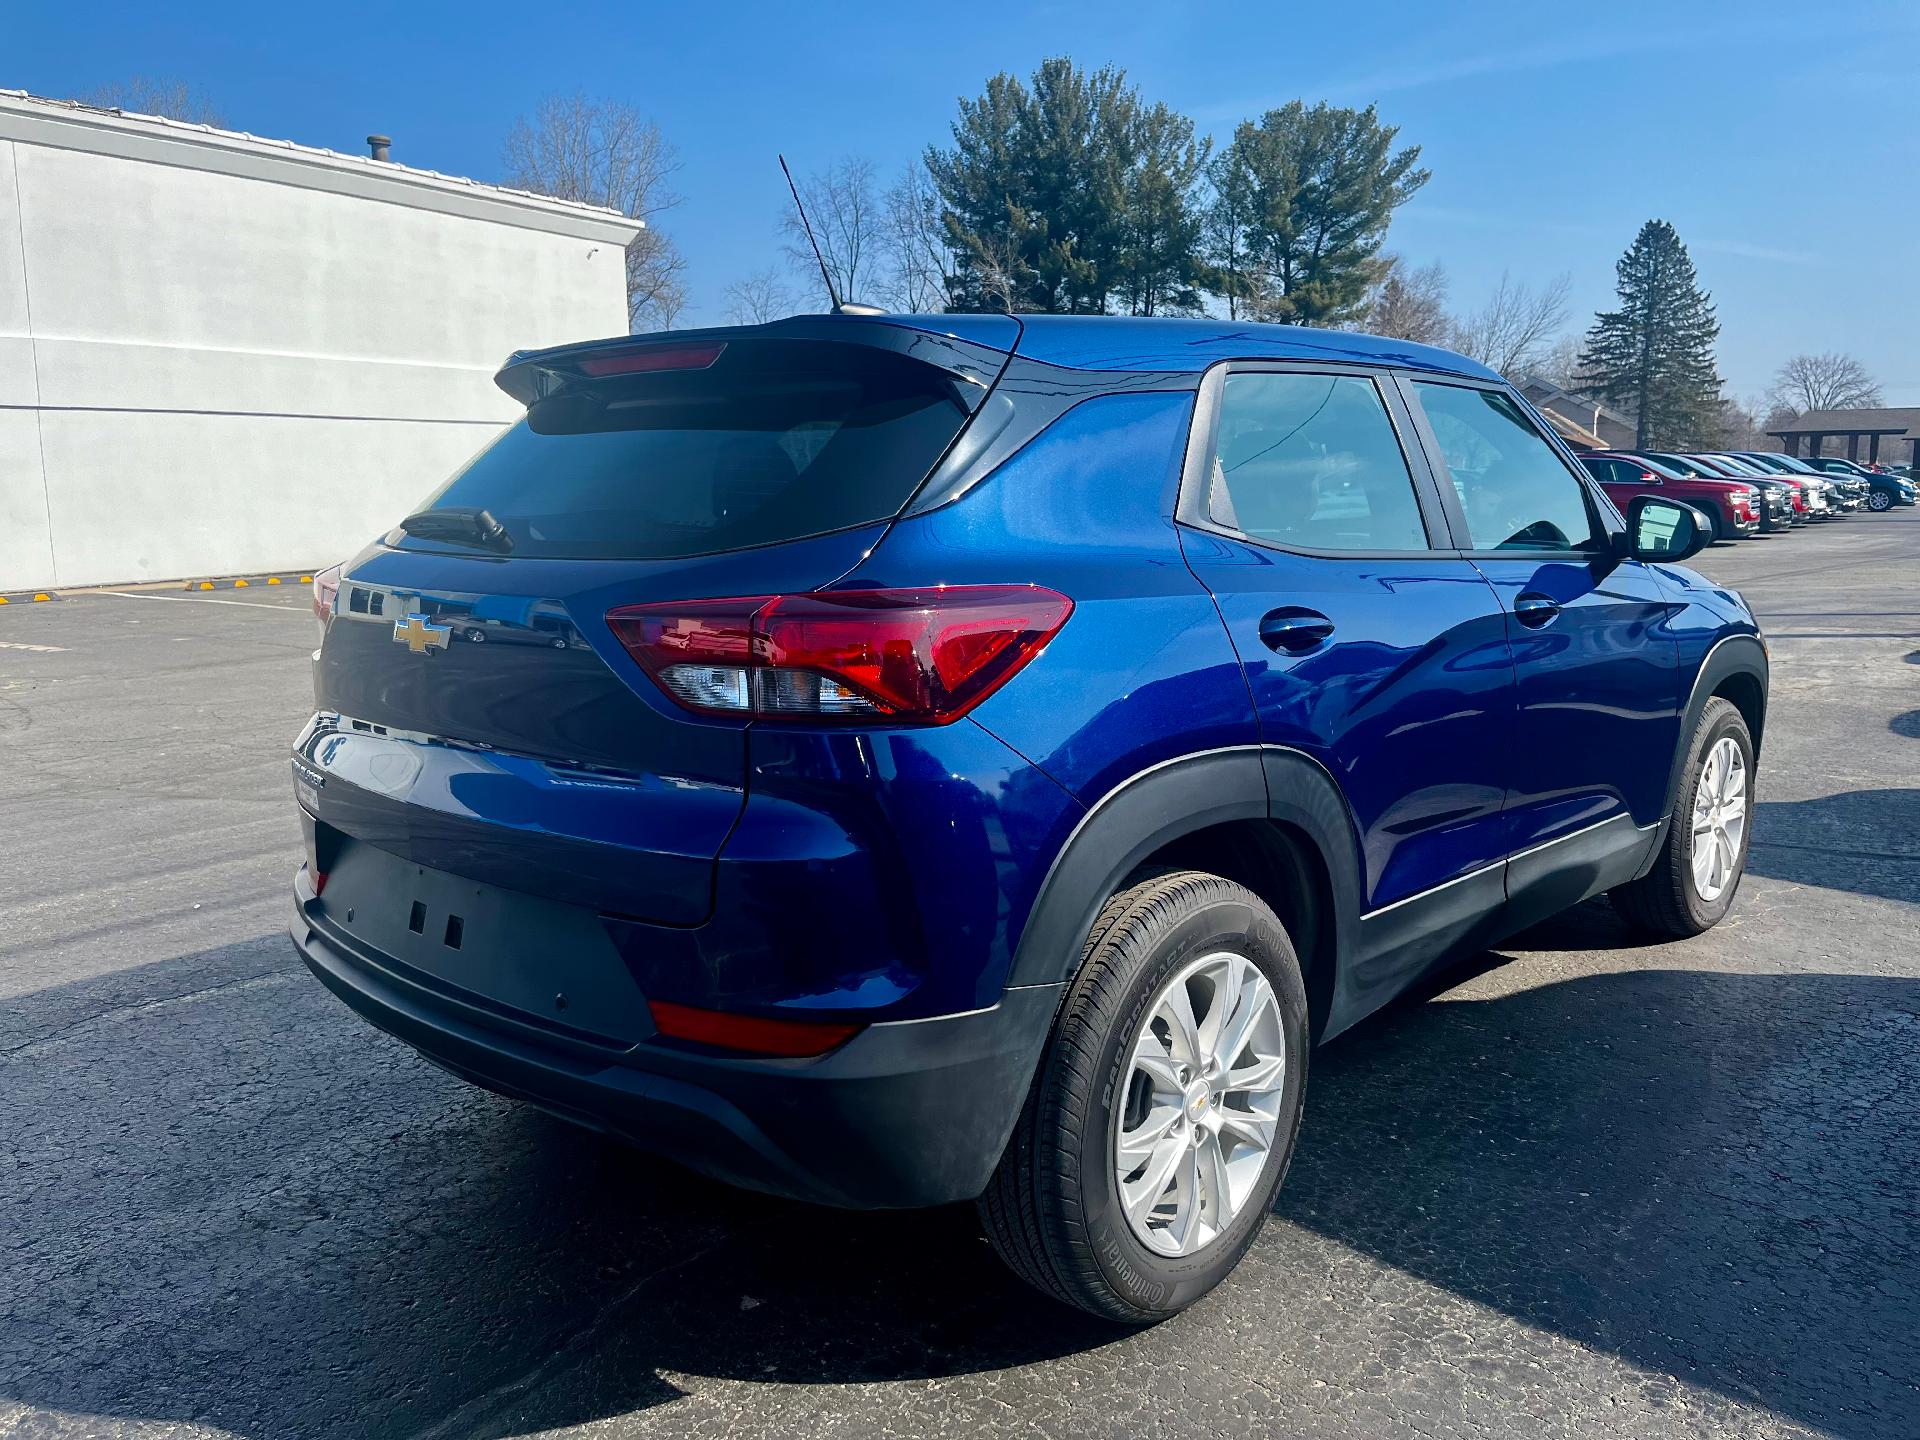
[{"x1": 291, "y1": 878, "x2": 1060, "y2": 1209}]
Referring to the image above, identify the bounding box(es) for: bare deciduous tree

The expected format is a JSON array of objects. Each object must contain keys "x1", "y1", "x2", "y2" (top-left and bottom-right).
[
  {"x1": 723, "y1": 267, "x2": 801, "y2": 325},
  {"x1": 1449, "y1": 271, "x2": 1571, "y2": 378},
  {"x1": 1531, "y1": 334, "x2": 1587, "y2": 391},
  {"x1": 82, "y1": 77, "x2": 224, "y2": 126},
  {"x1": 1362, "y1": 255, "x2": 1449, "y2": 345},
  {"x1": 879, "y1": 162, "x2": 957, "y2": 313},
  {"x1": 780, "y1": 157, "x2": 886, "y2": 307},
  {"x1": 503, "y1": 93, "x2": 686, "y2": 332},
  {"x1": 1767, "y1": 352, "x2": 1883, "y2": 414}
]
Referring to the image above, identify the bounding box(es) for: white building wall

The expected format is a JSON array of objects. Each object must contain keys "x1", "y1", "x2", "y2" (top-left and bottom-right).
[{"x1": 0, "y1": 96, "x2": 638, "y2": 589}]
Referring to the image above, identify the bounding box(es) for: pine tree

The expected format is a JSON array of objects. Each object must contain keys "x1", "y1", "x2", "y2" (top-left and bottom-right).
[
  {"x1": 926, "y1": 59, "x2": 1208, "y2": 315},
  {"x1": 1580, "y1": 221, "x2": 1723, "y2": 448},
  {"x1": 1209, "y1": 102, "x2": 1428, "y2": 326}
]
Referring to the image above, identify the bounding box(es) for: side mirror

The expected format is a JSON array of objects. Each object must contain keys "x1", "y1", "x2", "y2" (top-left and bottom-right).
[{"x1": 1627, "y1": 495, "x2": 1712, "y2": 562}]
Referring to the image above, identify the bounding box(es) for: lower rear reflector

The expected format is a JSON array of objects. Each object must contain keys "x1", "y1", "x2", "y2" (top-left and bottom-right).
[{"x1": 648, "y1": 1000, "x2": 860, "y2": 1058}]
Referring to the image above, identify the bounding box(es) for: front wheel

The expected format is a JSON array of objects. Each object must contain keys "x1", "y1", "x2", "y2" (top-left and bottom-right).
[
  {"x1": 1868, "y1": 489, "x2": 1892, "y2": 512},
  {"x1": 978, "y1": 871, "x2": 1309, "y2": 1322},
  {"x1": 1610, "y1": 696, "x2": 1754, "y2": 937}
]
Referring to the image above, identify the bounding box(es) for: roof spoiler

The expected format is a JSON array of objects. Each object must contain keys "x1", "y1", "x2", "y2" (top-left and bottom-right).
[{"x1": 494, "y1": 315, "x2": 1018, "y2": 408}]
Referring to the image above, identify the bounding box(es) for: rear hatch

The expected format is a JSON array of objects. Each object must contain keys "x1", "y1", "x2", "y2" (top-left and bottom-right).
[{"x1": 302, "y1": 319, "x2": 1014, "y2": 928}]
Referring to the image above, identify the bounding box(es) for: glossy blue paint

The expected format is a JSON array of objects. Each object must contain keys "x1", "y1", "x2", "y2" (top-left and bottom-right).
[
  {"x1": 1182, "y1": 532, "x2": 1517, "y2": 909},
  {"x1": 848, "y1": 389, "x2": 1260, "y2": 803},
  {"x1": 296, "y1": 315, "x2": 1761, "y2": 1043},
  {"x1": 1470, "y1": 556, "x2": 1684, "y2": 847},
  {"x1": 1000, "y1": 315, "x2": 1505, "y2": 379}
]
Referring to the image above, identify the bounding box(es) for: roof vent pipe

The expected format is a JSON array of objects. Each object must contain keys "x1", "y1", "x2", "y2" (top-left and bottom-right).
[{"x1": 367, "y1": 134, "x2": 391, "y2": 162}]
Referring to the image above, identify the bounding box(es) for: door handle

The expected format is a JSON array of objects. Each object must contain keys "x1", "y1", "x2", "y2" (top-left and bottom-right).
[
  {"x1": 1513, "y1": 592, "x2": 1561, "y2": 628},
  {"x1": 1258, "y1": 607, "x2": 1335, "y2": 654}
]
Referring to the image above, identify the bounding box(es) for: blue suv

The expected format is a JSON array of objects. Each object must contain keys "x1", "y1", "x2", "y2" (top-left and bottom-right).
[{"x1": 291, "y1": 314, "x2": 1767, "y2": 1321}]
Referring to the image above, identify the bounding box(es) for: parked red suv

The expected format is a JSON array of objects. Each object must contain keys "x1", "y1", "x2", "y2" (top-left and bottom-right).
[{"x1": 1578, "y1": 452, "x2": 1761, "y2": 541}]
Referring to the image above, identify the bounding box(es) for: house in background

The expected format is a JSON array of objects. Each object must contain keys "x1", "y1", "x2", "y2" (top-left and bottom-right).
[
  {"x1": 0, "y1": 90, "x2": 639, "y2": 590},
  {"x1": 1518, "y1": 379, "x2": 1636, "y2": 452},
  {"x1": 1767, "y1": 407, "x2": 1920, "y2": 467}
]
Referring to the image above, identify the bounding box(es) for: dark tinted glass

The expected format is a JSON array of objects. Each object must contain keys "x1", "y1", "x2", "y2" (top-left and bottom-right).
[
  {"x1": 1413, "y1": 382, "x2": 1598, "y2": 552},
  {"x1": 1208, "y1": 373, "x2": 1428, "y2": 551},
  {"x1": 403, "y1": 340, "x2": 972, "y2": 559}
]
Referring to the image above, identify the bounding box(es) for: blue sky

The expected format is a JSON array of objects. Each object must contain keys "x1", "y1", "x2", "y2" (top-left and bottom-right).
[{"x1": 9, "y1": 0, "x2": 1918, "y2": 402}]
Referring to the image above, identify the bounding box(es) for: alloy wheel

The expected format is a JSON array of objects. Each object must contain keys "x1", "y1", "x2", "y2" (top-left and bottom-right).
[
  {"x1": 1869, "y1": 490, "x2": 1892, "y2": 512},
  {"x1": 1690, "y1": 736, "x2": 1748, "y2": 903},
  {"x1": 1113, "y1": 950, "x2": 1287, "y2": 1257}
]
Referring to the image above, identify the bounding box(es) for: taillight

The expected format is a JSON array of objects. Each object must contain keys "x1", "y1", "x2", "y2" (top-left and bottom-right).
[
  {"x1": 608, "y1": 585, "x2": 1073, "y2": 725},
  {"x1": 312, "y1": 564, "x2": 342, "y2": 626}
]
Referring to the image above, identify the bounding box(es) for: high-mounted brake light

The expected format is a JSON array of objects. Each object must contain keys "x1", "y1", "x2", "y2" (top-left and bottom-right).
[
  {"x1": 608, "y1": 586, "x2": 1074, "y2": 725},
  {"x1": 577, "y1": 341, "x2": 726, "y2": 377}
]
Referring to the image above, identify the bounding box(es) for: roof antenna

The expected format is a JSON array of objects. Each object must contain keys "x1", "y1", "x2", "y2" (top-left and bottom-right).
[
  {"x1": 778, "y1": 156, "x2": 885, "y2": 316},
  {"x1": 780, "y1": 155, "x2": 842, "y2": 313}
]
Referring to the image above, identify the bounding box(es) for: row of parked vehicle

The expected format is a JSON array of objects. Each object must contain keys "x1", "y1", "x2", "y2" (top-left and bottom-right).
[{"x1": 1576, "y1": 449, "x2": 1917, "y2": 541}]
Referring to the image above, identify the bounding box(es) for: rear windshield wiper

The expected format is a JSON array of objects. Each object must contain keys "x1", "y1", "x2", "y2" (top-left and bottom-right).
[{"x1": 397, "y1": 507, "x2": 513, "y2": 554}]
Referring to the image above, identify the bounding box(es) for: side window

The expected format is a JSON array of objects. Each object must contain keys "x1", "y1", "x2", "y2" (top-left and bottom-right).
[
  {"x1": 1208, "y1": 372, "x2": 1429, "y2": 552},
  {"x1": 1411, "y1": 382, "x2": 1601, "y2": 552},
  {"x1": 1579, "y1": 456, "x2": 1620, "y2": 484}
]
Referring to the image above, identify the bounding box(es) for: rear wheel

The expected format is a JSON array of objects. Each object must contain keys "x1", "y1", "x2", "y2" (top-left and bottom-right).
[
  {"x1": 978, "y1": 871, "x2": 1308, "y2": 1322},
  {"x1": 1611, "y1": 697, "x2": 1754, "y2": 938}
]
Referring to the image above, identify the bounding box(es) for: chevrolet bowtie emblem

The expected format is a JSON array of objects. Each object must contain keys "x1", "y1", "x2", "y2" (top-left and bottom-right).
[{"x1": 393, "y1": 612, "x2": 451, "y2": 654}]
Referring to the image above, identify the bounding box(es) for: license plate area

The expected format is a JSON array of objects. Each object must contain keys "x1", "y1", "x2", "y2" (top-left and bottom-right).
[{"x1": 317, "y1": 842, "x2": 652, "y2": 1047}]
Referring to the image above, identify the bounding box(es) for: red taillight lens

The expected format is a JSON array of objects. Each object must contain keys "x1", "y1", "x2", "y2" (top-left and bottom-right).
[
  {"x1": 312, "y1": 564, "x2": 342, "y2": 625},
  {"x1": 607, "y1": 586, "x2": 1073, "y2": 724},
  {"x1": 648, "y1": 1000, "x2": 859, "y2": 1058}
]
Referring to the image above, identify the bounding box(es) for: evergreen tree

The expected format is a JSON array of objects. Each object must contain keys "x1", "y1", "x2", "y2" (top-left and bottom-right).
[
  {"x1": 1200, "y1": 145, "x2": 1264, "y2": 320},
  {"x1": 1580, "y1": 221, "x2": 1723, "y2": 448},
  {"x1": 1210, "y1": 102, "x2": 1428, "y2": 326},
  {"x1": 926, "y1": 59, "x2": 1206, "y2": 315},
  {"x1": 1111, "y1": 102, "x2": 1211, "y2": 315}
]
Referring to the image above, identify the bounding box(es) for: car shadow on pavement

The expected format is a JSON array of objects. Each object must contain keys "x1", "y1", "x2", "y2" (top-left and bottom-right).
[
  {"x1": 3, "y1": 934, "x2": 1916, "y2": 1438},
  {"x1": 1279, "y1": 957, "x2": 1920, "y2": 1440},
  {"x1": 1747, "y1": 788, "x2": 1920, "y2": 905}
]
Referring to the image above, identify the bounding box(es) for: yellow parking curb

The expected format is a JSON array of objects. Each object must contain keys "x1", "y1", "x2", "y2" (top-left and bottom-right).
[
  {"x1": 0, "y1": 591, "x2": 59, "y2": 604},
  {"x1": 178, "y1": 572, "x2": 318, "y2": 592}
]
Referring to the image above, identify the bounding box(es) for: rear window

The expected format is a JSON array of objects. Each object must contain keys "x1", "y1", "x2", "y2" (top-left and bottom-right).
[{"x1": 402, "y1": 340, "x2": 974, "y2": 559}]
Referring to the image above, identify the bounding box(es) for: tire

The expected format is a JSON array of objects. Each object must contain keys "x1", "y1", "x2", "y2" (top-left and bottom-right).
[
  {"x1": 1707, "y1": 510, "x2": 1726, "y2": 544},
  {"x1": 1610, "y1": 697, "x2": 1754, "y2": 938},
  {"x1": 978, "y1": 871, "x2": 1309, "y2": 1323},
  {"x1": 1869, "y1": 489, "x2": 1892, "y2": 512}
]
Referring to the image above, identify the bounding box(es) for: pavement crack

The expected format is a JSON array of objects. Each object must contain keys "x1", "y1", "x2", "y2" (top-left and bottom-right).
[
  {"x1": 402, "y1": 1239, "x2": 725, "y2": 1440},
  {"x1": 0, "y1": 968, "x2": 293, "y2": 1059}
]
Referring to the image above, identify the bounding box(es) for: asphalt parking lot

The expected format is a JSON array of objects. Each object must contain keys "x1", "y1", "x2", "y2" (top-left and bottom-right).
[{"x1": 3, "y1": 512, "x2": 1917, "y2": 1440}]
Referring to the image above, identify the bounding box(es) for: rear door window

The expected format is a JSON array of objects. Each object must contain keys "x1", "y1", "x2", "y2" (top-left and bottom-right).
[
  {"x1": 1206, "y1": 372, "x2": 1431, "y2": 552},
  {"x1": 403, "y1": 339, "x2": 974, "y2": 560},
  {"x1": 1411, "y1": 382, "x2": 1601, "y2": 553}
]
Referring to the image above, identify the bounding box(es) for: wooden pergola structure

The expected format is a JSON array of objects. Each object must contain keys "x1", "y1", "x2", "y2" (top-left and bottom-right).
[{"x1": 1768, "y1": 407, "x2": 1920, "y2": 465}]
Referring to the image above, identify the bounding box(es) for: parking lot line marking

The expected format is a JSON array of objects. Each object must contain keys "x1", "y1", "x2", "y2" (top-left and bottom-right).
[
  {"x1": 96, "y1": 591, "x2": 311, "y2": 613},
  {"x1": 0, "y1": 640, "x2": 68, "y2": 652}
]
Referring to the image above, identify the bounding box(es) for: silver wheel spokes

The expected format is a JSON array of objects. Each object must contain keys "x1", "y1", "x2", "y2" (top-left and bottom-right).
[
  {"x1": 1690, "y1": 736, "x2": 1748, "y2": 903},
  {"x1": 1114, "y1": 951, "x2": 1286, "y2": 1257}
]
